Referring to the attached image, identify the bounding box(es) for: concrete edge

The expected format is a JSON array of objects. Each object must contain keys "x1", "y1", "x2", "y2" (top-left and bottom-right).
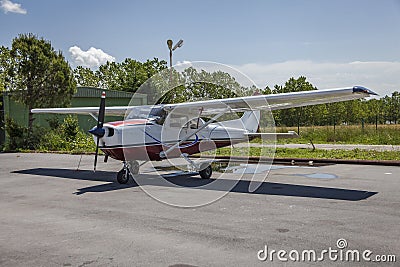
[{"x1": 190, "y1": 155, "x2": 400, "y2": 166}]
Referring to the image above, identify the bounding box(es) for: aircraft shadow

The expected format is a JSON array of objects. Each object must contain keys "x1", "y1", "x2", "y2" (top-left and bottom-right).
[{"x1": 13, "y1": 168, "x2": 377, "y2": 201}]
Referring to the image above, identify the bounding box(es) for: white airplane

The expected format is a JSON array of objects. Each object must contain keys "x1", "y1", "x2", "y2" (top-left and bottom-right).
[{"x1": 32, "y1": 86, "x2": 377, "y2": 184}]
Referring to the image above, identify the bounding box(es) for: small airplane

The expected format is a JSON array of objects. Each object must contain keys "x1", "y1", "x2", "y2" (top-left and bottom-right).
[{"x1": 32, "y1": 85, "x2": 377, "y2": 184}]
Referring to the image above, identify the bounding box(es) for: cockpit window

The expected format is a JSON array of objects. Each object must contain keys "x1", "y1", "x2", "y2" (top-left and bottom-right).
[
  {"x1": 184, "y1": 118, "x2": 205, "y2": 129},
  {"x1": 125, "y1": 105, "x2": 167, "y2": 125}
]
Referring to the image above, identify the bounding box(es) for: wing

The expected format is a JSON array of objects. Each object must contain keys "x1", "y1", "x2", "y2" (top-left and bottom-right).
[
  {"x1": 31, "y1": 86, "x2": 377, "y2": 117},
  {"x1": 31, "y1": 106, "x2": 134, "y2": 116},
  {"x1": 163, "y1": 86, "x2": 377, "y2": 115}
]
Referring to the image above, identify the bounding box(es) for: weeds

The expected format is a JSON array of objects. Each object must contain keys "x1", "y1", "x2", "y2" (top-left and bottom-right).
[
  {"x1": 272, "y1": 124, "x2": 400, "y2": 145},
  {"x1": 215, "y1": 146, "x2": 400, "y2": 161}
]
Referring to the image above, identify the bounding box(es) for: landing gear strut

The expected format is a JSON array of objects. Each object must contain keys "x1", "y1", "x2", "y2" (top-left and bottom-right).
[{"x1": 116, "y1": 160, "x2": 139, "y2": 184}]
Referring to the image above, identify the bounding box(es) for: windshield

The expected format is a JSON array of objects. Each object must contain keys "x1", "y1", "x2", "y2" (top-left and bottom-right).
[{"x1": 125, "y1": 105, "x2": 167, "y2": 124}]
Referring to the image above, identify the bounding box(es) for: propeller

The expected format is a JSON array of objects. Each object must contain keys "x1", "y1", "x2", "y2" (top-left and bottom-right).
[{"x1": 88, "y1": 91, "x2": 106, "y2": 171}]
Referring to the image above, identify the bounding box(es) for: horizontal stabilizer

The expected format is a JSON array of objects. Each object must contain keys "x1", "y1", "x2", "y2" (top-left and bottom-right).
[{"x1": 245, "y1": 131, "x2": 299, "y2": 140}]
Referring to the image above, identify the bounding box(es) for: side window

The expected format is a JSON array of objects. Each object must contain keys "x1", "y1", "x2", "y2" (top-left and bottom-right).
[
  {"x1": 189, "y1": 119, "x2": 198, "y2": 129},
  {"x1": 169, "y1": 115, "x2": 188, "y2": 128},
  {"x1": 185, "y1": 118, "x2": 204, "y2": 129},
  {"x1": 155, "y1": 115, "x2": 166, "y2": 125}
]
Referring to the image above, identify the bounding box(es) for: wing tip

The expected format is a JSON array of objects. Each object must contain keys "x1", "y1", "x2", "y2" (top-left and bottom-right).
[{"x1": 353, "y1": 86, "x2": 379, "y2": 96}]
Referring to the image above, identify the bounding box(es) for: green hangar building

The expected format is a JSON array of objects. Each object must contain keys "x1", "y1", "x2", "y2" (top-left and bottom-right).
[{"x1": 0, "y1": 87, "x2": 147, "y2": 145}]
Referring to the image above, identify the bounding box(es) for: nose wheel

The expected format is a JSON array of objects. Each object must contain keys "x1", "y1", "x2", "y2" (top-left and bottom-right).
[
  {"x1": 117, "y1": 168, "x2": 130, "y2": 184},
  {"x1": 116, "y1": 160, "x2": 140, "y2": 184}
]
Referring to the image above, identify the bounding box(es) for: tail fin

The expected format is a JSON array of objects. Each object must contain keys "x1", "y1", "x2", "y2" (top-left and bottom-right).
[{"x1": 241, "y1": 110, "x2": 260, "y2": 133}]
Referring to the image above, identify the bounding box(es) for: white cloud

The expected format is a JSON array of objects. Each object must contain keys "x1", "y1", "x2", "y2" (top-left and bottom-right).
[
  {"x1": 69, "y1": 46, "x2": 115, "y2": 68},
  {"x1": 0, "y1": 0, "x2": 26, "y2": 14},
  {"x1": 235, "y1": 60, "x2": 400, "y2": 97},
  {"x1": 176, "y1": 60, "x2": 193, "y2": 66}
]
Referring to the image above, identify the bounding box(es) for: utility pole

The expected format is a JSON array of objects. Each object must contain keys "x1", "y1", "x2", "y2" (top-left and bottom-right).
[{"x1": 167, "y1": 39, "x2": 183, "y2": 84}]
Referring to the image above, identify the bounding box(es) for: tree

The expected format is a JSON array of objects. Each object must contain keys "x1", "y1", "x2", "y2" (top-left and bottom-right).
[
  {"x1": 73, "y1": 66, "x2": 100, "y2": 87},
  {"x1": 119, "y1": 58, "x2": 149, "y2": 91},
  {"x1": 74, "y1": 59, "x2": 247, "y2": 105},
  {"x1": 143, "y1": 58, "x2": 168, "y2": 78},
  {"x1": 381, "y1": 95, "x2": 392, "y2": 124},
  {"x1": 0, "y1": 46, "x2": 12, "y2": 113},
  {"x1": 153, "y1": 67, "x2": 246, "y2": 104},
  {"x1": 7, "y1": 34, "x2": 76, "y2": 130},
  {"x1": 391, "y1": 91, "x2": 400, "y2": 124},
  {"x1": 266, "y1": 76, "x2": 317, "y2": 127},
  {"x1": 74, "y1": 58, "x2": 167, "y2": 92},
  {"x1": 0, "y1": 46, "x2": 12, "y2": 93}
]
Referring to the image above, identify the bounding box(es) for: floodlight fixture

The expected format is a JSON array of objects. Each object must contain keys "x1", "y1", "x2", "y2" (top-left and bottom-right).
[
  {"x1": 172, "y1": 39, "x2": 184, "y2": 51},
  {"x1": 167, "y1": 39, "x2": 173, "y2": 50}
]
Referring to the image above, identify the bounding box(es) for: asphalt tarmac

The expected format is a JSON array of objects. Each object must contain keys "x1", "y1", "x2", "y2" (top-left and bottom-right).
[{"x1": 0, "y1": 153, "x2": 398, "y2": 266}]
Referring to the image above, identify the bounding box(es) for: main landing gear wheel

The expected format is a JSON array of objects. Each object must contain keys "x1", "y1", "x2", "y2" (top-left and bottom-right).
[{"x1": 199, "y1": 164, "x2": 212, "y2": 179}]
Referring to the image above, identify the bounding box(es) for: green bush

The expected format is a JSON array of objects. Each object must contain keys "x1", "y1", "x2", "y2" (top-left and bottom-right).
[
  {"x1": 39, "y1": 130, "x2": 68, "y2": 151},
  {"x1": 4, "y1": 115, "x2": 95, "y2": 153},
  {"x1": 4, "y1": 117, "x2": 42, "y2": 151},
  {"x1": 40, "y1": 115, "x2": 95, "y2": 153},
  {"x1": 60, "y1": 115, "x2": 79, "y2": 141},
  {"x1": 46, "y1": 116, "x2": 62, "y2": 130}
]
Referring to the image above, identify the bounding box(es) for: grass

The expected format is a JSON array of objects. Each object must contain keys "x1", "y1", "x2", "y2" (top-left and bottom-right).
[
  {"x1": 212, "y1": 146, "x2": 400, "y2": 161},
  {"x1": 260, "y1": 124, "x2": 400, "y2": 145}
]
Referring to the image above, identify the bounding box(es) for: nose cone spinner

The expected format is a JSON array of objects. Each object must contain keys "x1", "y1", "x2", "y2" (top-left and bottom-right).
[{"x1": 89, "y1": 126, "x2": 105, "y2": 138}]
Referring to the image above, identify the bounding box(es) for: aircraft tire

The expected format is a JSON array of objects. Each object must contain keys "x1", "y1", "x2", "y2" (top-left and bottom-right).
[
  {"x1": 117, "y1": 169, "x2": 130, "y2": 184},
  {"x1": 199, "y1": 164, "x2": 212, "y2": 179}
]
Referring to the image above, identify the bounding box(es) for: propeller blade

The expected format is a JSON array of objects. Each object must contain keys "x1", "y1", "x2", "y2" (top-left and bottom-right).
[
  {"x1": 94, "y1": 137, "x2": 100, "y2": 172},
  {"x1": 98, "y1": 91, "x2": 106, "y2": 128},
  {"x1": 93, "y1": 91, "x2": 106, "y2": 172}
]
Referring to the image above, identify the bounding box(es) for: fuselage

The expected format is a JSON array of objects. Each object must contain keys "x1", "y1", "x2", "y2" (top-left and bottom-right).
[{"x1": 95, "y1": 118, "x2": 251, "y2": 162}]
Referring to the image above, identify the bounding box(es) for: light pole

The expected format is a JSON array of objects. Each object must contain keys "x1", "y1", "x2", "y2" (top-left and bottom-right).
[{"x1": 167, "y1": 39, "x2": 183, "y2": 83}]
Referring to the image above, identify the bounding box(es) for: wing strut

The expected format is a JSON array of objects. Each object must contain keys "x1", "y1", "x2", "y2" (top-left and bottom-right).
[
  {"x1": 196, "y1": 107, "x2": 204, "y2": 128},
  {"x1": 89, "y1": 113, "x2": 98, "y2": 121}
]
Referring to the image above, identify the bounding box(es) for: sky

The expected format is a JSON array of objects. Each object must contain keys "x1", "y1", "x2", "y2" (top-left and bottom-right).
[{"x1": 1, "y1": 0, "x2": 400, "y2": 96}]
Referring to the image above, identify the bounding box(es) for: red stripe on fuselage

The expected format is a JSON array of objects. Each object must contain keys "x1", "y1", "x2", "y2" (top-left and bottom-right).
[
  {"x1": 106, "y1": 119, "x2": 149, "y2": 127},
  {"x1": 100, "y1": 139, "x2": 241, "y2": 161}
]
